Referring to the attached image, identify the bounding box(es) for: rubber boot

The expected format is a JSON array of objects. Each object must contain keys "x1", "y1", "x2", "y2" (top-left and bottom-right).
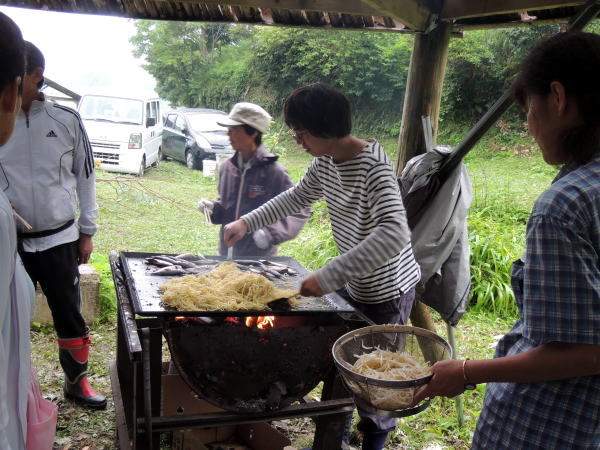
[
  {"x1": 58, "y1": 334, "x2": 107, "y2": 409},
  {"x1": 361, "y1": 431, "x2": 389, "y2": 450}
]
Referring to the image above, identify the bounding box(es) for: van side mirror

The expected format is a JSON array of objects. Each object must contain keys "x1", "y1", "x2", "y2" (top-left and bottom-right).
[{"x1": 146, "y1": 117, "x2": 157, "y2": 127}]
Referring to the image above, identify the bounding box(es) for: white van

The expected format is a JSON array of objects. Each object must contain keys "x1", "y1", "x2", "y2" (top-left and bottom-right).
[{"x1": 77, "y1": 95, "x2": 163, "y2": 176}]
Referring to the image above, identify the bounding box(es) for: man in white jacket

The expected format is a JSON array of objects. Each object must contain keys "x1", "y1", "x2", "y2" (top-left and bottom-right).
[
  {"x1": 0, "y1": 41, "x2": 105, "y2": 409},
  {"x1": 0, "y1": 12, "x2": 35, "y2": 449}
]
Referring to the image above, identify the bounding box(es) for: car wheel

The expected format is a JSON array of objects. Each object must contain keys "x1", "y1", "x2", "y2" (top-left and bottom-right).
[
  {"x1": 152, "y1": 147, "x2": 162, "y2": 168},
  {"x1": 137, "y1": 156, "x2": 146, "y2": 177},
  {"x1": 185, "y1": 150, "x2": 203, "y2": 170}
]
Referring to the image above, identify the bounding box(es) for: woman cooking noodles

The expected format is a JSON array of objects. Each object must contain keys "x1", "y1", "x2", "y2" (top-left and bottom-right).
[{"x1": 413, "y1": 31, "x2": 600, "y2": 449}]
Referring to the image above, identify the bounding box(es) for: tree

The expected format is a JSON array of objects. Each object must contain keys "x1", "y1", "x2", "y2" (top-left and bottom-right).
[
  {"x1": 441, "y1": 25, "x2": 559, "y2": 125},
  {"x1": 130, "y1": 21, "x2": 242, "y2": 106}
]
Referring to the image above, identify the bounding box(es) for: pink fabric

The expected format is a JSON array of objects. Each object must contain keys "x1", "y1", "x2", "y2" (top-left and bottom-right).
[{"x1": 26, "y1": 364, "x2": 57, "y2": 450}]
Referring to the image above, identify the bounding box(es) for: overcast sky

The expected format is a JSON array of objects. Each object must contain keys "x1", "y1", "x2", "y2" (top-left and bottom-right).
[{"x1": 1, "y1": 6, "x2": 157, "y2": 98}]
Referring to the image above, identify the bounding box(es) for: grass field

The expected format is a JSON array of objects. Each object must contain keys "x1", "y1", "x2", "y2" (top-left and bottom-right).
[{"x1": 35, "y1": 131, "x2": 559, "y2": 449}]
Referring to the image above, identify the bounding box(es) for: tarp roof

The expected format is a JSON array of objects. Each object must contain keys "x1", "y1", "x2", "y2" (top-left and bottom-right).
[{"x1": 0, "y1": 0, "x2": 595, "y2": 32}]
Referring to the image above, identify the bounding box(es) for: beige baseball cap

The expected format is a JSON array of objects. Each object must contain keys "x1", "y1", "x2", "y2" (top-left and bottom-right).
[{"x1": 217, "y1": 102, "x2": 272, "y2": 134}]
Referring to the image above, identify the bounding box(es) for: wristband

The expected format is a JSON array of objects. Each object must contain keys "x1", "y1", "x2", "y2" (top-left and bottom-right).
[{"x1": 462, "y1": 359, "x2": 476, "y2": 390}]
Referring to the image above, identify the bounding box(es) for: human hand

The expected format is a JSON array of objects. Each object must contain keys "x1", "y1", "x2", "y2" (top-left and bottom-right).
[
  {"x1": 197, "y1": 198, "x2": 214, "y2": 213},
  {"x1": 300, "y1": 274, "x2": 324, "y2": 297},
  {"x1": 198, "y1": 199, "x2": 214, "y2": 225},
  {"x1": 411, "y1": 359, "x2": 466, "y2": 406},
  {"x1": 78, "y1": 234, "x2": 93, "y2": 264},
  {"x1": 223, "y1": 219, "x2": 249, "y2": 247}
]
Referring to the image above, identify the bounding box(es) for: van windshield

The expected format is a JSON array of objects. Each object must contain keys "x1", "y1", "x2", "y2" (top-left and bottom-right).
[{"x1": 79, "y1": 96, "x2": 144, "y2": 125}]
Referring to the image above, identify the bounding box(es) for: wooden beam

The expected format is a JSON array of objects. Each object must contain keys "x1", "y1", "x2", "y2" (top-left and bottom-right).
[
  {"x1": 454, "y1": 17, "x2": 568, "y2": 31},
  {"x1": 442, "y1": 0, "x2": 584, "y2": 20},
  {"x1": 360, "y1": 0, "x2": 432, "y2": 30},
  {"x1": 395, "y1": 20, "x2": 451, "y2": 171},
  {"x1": 149, "y1": 0, "x2": 386, "y2": 16}
]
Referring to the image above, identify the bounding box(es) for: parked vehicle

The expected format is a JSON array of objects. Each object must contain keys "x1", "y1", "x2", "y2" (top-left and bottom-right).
[
  {"x1": 78, "y1": 95, "x2": 163, "y2": 176},
  {"x1": 162, "y1": 108, "x2": 233, "y2": 170}
]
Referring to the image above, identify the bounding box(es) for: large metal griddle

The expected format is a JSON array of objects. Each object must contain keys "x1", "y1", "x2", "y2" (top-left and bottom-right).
[{"x1": 120, "y1": 252, "x2": 356, "y2": 317}]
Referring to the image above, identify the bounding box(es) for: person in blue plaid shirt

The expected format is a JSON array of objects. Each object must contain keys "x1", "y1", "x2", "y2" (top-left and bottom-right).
[{"x1": 413, "y1": 31, "x2": 600, "y2": 449}]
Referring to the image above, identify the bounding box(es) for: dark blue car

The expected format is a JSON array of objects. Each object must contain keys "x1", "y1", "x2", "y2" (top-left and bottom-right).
[{"x1": 162, "y1": 108, "x2": 233, "y2": 170}]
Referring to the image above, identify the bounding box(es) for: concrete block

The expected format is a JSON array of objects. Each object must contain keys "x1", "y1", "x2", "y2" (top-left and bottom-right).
[{"x1": 31, "y1": 264, "x2": 100, "y2": 326}]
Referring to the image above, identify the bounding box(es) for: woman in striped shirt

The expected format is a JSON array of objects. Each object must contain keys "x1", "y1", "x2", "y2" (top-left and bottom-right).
[{"x1": 224, "y1": 82, "x2": 421, "y2": 450}]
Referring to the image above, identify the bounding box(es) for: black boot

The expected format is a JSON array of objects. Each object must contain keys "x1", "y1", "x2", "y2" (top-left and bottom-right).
[
  {"x1": 58, "y1": 335, "x2": 107, "y2": 409},
  {"x1": 361, "y1": 431, "x2": 389, "y2": 450}
]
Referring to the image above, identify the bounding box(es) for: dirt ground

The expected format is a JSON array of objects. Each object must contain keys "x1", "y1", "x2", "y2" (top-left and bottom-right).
[{"x1": 32, "y1": 324, "x2": 327, "y2": 450}]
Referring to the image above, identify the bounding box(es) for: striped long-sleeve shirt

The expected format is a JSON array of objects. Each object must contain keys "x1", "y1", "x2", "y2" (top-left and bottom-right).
[{"x1": 242, "y1": 140, "x2": 420, "y2": 304}]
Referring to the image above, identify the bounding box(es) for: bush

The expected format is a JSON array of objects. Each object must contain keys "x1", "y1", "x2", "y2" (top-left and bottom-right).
[
  {"x1": 468, "y1": 208, "x2": 524, "y2": 318},
  {"x1": 89, "y1": 253, "x2": 117, "y2": 323}
]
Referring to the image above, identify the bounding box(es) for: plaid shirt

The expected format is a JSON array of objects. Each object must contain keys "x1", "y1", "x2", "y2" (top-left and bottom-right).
[{"x1": 473, "y1": 155, "x2": 600, "y2": 450}]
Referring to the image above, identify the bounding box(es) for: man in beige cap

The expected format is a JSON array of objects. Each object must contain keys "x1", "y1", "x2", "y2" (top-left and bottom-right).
[{"x1": 198, "y1": 102, "x2": 309, "y2": 257}]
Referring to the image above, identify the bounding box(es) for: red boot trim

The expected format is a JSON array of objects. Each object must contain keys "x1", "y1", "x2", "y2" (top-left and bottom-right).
[
  {"x1": 78, "y1": 376, "x2": 100, "y2": 398},
  {"x1": 58, "y1": 335, "x2": 92, "y2": 347},
  {"x1": 58, "y1": 337, "x2": 90, "y2": 364}
]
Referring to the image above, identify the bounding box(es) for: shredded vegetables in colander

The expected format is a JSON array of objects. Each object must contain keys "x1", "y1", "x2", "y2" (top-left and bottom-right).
[
  {"x1": 350, "y1": 348, "x2": 432, "y2": 410},
  {"x1": 159, "y1": 261, "x2": 297, "y2": 311},
  {"x1": 352, "y1": 349, "x2": 431, "y2": 381}
]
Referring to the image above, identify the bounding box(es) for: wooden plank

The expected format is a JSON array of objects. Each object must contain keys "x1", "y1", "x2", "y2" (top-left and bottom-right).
[
  {"x1": 442, "y1": 0, "x2": 584, "y2": 20},
  {"x1": 360, "y1": 0, "x2": 432, "y2": 30},
  {"x1": 110, "y1": 362, "x2": 133, "y2": 450}
]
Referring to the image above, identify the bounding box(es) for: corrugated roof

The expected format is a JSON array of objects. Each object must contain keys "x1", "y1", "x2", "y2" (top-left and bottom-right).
[{"x1": 0, "y1": 0, "x2": 595, "y2": 32}]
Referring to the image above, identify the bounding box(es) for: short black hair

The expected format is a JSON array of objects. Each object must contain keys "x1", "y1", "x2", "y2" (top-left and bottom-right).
[
  {"x1": 241, "y1": 123, "x2": 262, "y2": 145},
  {"x1": 0, "y1": 12, "x2": 25, "y2": 95},
  {"x1": 24, "y1": 41, "x2": 45, "y2": 89},
  {"x1": 512, "y1": 31, "x2": 600, "y2": 165},
  {"x1": 284, "y1": 82, "x2": 352, "y2": 138}
]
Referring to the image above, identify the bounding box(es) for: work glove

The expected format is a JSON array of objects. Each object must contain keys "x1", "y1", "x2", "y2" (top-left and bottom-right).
[
  {"x1": 197, "y1": 199, "x2": 214, "y2": 214},
  {"x1": 198, "y1": 199, "x2": 214, "y2": 225},
  {"x1": 252, "y1": 229, "x2": 270, "y2": 250}
]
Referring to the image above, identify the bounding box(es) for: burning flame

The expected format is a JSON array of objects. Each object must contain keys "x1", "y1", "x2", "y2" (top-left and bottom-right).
[{"x1": 245, "y1": 316, "x2": 275, "y2": 330}]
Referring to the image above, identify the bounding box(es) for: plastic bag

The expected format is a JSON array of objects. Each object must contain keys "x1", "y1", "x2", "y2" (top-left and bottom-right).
[{"x1": 26, "y1": 364, "x2": 58, "y2": 450}]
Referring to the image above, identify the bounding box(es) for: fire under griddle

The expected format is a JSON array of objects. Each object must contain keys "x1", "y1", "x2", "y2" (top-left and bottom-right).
[{"x1": 119, "y1": 252, "x2": 356, "y2": 317}]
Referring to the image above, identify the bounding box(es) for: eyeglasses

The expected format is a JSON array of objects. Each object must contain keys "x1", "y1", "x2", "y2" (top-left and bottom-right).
[{"x1": 289, "y1": 130, "x2": 307, "y2": 144}]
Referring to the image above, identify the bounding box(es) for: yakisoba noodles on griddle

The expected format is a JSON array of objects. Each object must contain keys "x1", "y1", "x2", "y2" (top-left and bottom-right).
[
  {"x1": 351, "y1": 348, "x2": 432, "y2": 409},
  {"x1": 159, "y1": 261, "x2": 298, "y2": 311}
]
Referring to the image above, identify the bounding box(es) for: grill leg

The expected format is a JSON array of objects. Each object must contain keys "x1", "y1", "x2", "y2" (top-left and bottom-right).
[{"x1": 313, "y1": 368, "x2": 350, "y2": 450}]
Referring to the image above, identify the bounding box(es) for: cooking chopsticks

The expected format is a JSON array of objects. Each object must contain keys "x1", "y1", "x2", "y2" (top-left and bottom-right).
[
  {"x1": 203, "y1": 206, "x2": 212, "y2": 226},
  {"x1": 13, "y1": 210, "x2": 32, "y2": 230}
]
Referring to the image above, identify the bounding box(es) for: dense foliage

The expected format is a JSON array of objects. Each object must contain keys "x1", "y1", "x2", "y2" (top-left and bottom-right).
[{"x1": 129, "y1": 22, "x2": 600, "y2": 132}]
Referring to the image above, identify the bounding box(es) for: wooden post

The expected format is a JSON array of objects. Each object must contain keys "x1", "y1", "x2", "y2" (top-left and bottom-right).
[
  {"x1": 395, "y1": 21, "x2": 451, "y2": 171},
  {"x1": 396, "y1": 21, "x2": 451, "y2": 332}
]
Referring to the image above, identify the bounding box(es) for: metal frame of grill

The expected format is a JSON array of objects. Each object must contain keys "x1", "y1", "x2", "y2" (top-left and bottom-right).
[{"x1": 109, "y1": 251, "x2": 357, "y2": 450}]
